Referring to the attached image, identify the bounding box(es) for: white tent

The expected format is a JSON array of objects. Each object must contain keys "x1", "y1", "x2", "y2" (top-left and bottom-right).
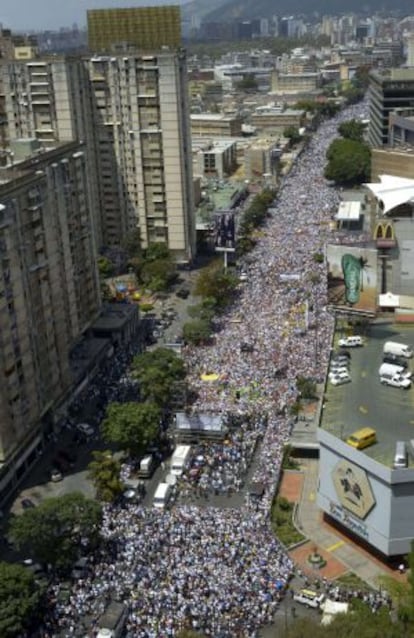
[
  {"x1": 320, "y1": 599, "x2": 349, "y2": 625},
  {"x1": 364, "y1": 174, "x2": 414, "y2": 216}
]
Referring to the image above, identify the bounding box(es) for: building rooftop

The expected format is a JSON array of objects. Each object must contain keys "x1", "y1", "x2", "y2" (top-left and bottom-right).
[{"x1": 320, "y1": 323, "x2": 414, "y2": 468}]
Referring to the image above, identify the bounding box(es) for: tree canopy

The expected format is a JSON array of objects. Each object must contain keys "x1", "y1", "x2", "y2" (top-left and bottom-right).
[
  {"x1": 131, "y1": 348, "x2": 186, "y2": 409},
  {"x1": 8, "y1": 493, "x2": 102, "y2": 571},
  {"x1": 194, "y1": 263, "x2": 238, "y2": 310},
  {"x1": 88, "y1": 450, "x2": 124, "y2": 502},
  {"x1": 325, "y1": 138, "x2": 371, "y2": 185},
  {"x1": 337, "y1": 119, "x2": 366, "y2": 142},
  {"x1": 0, "y1": 561, "x2": 44, "y2": 638},
  {"x1": 283, "y1": 126, "x2": 302, "y2": 145},
  {"x1": 183, "y1": 318, "x2": 213, "y2": 345},
  {"x1": 101, "y1": 401, "x2": 160, "y2": 456},
  {"x1": 130, "y1": 242, "x2": 177, "y2": 292},
  {"x1": 281, "y1": 603, "x2": 401, "y2": 638}
]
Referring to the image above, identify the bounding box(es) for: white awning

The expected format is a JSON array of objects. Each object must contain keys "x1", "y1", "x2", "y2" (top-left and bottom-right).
[
  {"x1": 379, "y1": 291, "x2": 400, "y2": 307},
  {"x1": 364, "y1": 174, "x2": 414, "y2": 215}
]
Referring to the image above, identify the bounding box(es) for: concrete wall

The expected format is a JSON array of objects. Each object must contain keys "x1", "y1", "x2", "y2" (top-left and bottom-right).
[{"x1": 318, "y1": 429, "x2": 414, "y2": 555}]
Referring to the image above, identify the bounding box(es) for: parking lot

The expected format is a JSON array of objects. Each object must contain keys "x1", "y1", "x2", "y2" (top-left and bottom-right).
[{"x1": 322, "y1": 322, "x2": 414, "y2": 467}]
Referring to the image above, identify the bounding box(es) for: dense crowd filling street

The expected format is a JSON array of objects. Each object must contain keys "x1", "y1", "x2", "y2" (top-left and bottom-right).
[{"x1": 41, "y1": 101, "x2": 369, "y2": 638}]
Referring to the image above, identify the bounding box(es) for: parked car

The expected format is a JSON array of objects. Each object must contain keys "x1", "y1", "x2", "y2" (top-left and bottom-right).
[
  {"x1": 176, "y1": 287, "x2": 190, "y2": 299},
  {"x1": 76, "y1": 423, "x2": 95, "y2": 438},
  {"x1": 328, "y1": 367, "x2": 349, "y2": 378},
  {"x1": 53, "y1": 457, "x2": 70, "y2": 473},
  {"x1": 50, "y1": 467, "x2": 63, "y2": 482},
  {"x1": 380, "y1": 374, "x2": 411, "y2": 389},
  {"x1": 330, "y1": 373, "x2": 351, "y2": 386},
  {"x1": 383, "y1": 354, "x2": 408, "y2": 368},
  {"x1": 338, "y1": 336, "x2": 363, "y2": 347},
  {"x1": 239, "y1": 272, "x2": 248, "y2": 282},
  {"x1": 332, "y1": 354, "x2": 351, "y2": 364}
]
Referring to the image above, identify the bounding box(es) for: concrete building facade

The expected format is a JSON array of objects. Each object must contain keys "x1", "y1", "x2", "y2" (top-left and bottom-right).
[
  {"x1": 190, "y1": 113, "x2": 242, "y2": 138},
  {"x1": 368, "y1": 68, "x2": 414, "y2": 147},
  {"x1": 193, "y1": 139, "x2": 237, "y2": 179},
  {"x1": 87, "y1": 6, "x2": 181, "y2": 53},
  {"x1": 0, "y1": 142, "x2": 100, "y2": 483},
  {"x1": 2, "y1": 51, "x2": 196, "y2": 261}
]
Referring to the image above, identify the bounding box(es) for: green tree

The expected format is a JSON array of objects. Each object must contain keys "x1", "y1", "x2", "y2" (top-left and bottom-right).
[
  {"x1": 140, "y1": 258, "x2": 177, "y2": 292},
  {"x1": 280, "y1": 603, "x2": 402, "y2": 637},
  {"x1": 8, "y1": 493, "x2": 102, "y2": 571},
  {"x1": 143, "y1": 243, "x2": 171, "y2": 262},
  {"x1": 88, "y1": 450, "x2": 124, "y2": 502},
  {"x1": 183, "y1": 318, "x2": 212, "y2": 345},
  {"x1": 0, "y1": 562, "x2": 44, "y2": 638},
  {"x1": 101, "y1": 401, "x2": 160, "y2": 456},
  {"x1": 296, "y1": 376, "x2": 317, "y2": 399},
  {"x1": 283, "y1": 126, "x2": 302, "y2": 145},
  {"x1": 325, "y1": 138, "x2": 371, "y2": 185},
  {"x1": 341, "y1": 84, "x2": 364, "y2": 105},
  {"x1": 194, "y1": 264, "x2": 238, "y2": 309},
  {"x1": 132, "y1": 348, "x2": 186, "y2": 409},
  {"x1": 187, "y1": 297, "x2": 216, "y2": 323},
  {"x1": 97, "y1": 255, "x2": 114, "y2": 278},
  {"x1": 338, "y1": 119, "x2": 366, "y2": 142}
]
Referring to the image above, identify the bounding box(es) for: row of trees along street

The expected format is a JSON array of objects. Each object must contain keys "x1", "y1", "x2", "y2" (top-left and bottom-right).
[{"x1": 1, "y1": 345, "x2": 188, "y2": 635}]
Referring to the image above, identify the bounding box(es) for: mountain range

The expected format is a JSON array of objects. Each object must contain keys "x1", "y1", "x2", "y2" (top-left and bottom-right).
[{"x1": 182, "y1": 0, "x2": 414, "y2": 23}]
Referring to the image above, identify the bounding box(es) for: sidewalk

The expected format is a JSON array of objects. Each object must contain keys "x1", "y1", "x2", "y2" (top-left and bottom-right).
[{"x1": 283, "y1": 461, "x2": 407, "y2": 588}]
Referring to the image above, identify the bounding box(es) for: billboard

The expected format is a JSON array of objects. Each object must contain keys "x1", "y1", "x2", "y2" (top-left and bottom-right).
[
  {"x1": 214, "y1": 211, "x2": 236, "y2": 252},
  {"x1": 326, "y1": 245, "x2": 378, "y2": 313},
  {"x1": 332, "y1": 459, "x2": 376, "y2": 520}
]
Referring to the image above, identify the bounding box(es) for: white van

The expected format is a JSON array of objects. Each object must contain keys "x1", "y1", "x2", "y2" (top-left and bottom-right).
[
  {"x1": 380, "y1": 373, "x2": 411, "y2": 389},
  {"x1": 383, "y1": 341, "x2": 413, "y2": 358},
  {"x1": 153, "y1": 482, "x2": 172, "y2": 509},
  {"x1": 394, "y1": 441, "x2": 408, "y2": 469},
  {"x1": 378, "y1": 363, "x2": 412, "y2": 380},
  {"x1": 170, "y1": 445, "x2": 192, "y2": 476},
  {"x1": 138, "y1": 454, "x2": 155, "y2": 478},
  {"x1": 293, "y1": 588, "x2": 325, "y2": 608}
]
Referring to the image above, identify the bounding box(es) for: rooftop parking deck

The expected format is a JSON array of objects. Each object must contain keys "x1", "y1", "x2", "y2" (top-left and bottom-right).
[{"x1": 321, "y1": 322, "x2": 414, "y2": 468}]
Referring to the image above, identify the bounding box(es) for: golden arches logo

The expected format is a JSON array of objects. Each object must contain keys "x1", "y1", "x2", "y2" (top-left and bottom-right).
[{"x1": 374, "y1": 222, "x2": 395, "y2": 241}]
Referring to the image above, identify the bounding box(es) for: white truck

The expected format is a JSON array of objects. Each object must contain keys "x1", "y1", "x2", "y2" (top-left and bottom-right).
[
  {"x1": 379, "y1": 363, "x2": 412, "y2": 380},
  {"x1": 383, "y1": 341, "x2": 413, "y2": 358},
  {"x1": 170, "y1": 444, "x2": 192, "y2": 476}
]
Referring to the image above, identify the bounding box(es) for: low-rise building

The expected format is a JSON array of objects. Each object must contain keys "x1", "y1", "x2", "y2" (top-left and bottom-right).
[
  {"x1": 190, "y1": 113, "x2": 243, "y2": 138},
  {"x1": 193, "y1": 138, "x2": 238, "y2": 179}
]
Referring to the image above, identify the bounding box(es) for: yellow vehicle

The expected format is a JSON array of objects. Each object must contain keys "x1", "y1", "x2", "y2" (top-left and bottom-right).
[{"x1": 346, "y1": 427, "x2": 377, "y2": 450}]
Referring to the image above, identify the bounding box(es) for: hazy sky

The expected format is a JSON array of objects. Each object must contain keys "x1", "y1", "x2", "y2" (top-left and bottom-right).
[{"x1": 0, "y1": 0, "x2": 189, "y2": 32}]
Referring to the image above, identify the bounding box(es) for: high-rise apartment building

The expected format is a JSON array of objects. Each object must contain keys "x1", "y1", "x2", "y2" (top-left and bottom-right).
[
  {"x1": 1, "y1": 49, "x2": 195, "y2": 261},
  {"x1": 87, "y1": 6, "x2": 181, "y2": 53},
  {"x1": 86, "y1": 50, "x2": 195, "y2": 260},
  {"x1": 0, "y1": 141, "x2": 100, "y2": 481},
  {"x1": 368, "y1": 68, "x2": 414, "y2": 147},
  {"x1": 1, "y1": 56, "x2": 102, "y2": 243}
]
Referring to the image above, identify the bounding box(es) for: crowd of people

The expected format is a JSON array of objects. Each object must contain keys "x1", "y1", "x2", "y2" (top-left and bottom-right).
[{"x1": 42, "y1": 101, "x2": 370, "y2": 637}]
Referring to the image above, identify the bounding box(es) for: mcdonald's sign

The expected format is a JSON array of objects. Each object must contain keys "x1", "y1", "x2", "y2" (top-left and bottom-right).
[{"x1": 374, "y1": 221, "x2": 396, "y2": 248}]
